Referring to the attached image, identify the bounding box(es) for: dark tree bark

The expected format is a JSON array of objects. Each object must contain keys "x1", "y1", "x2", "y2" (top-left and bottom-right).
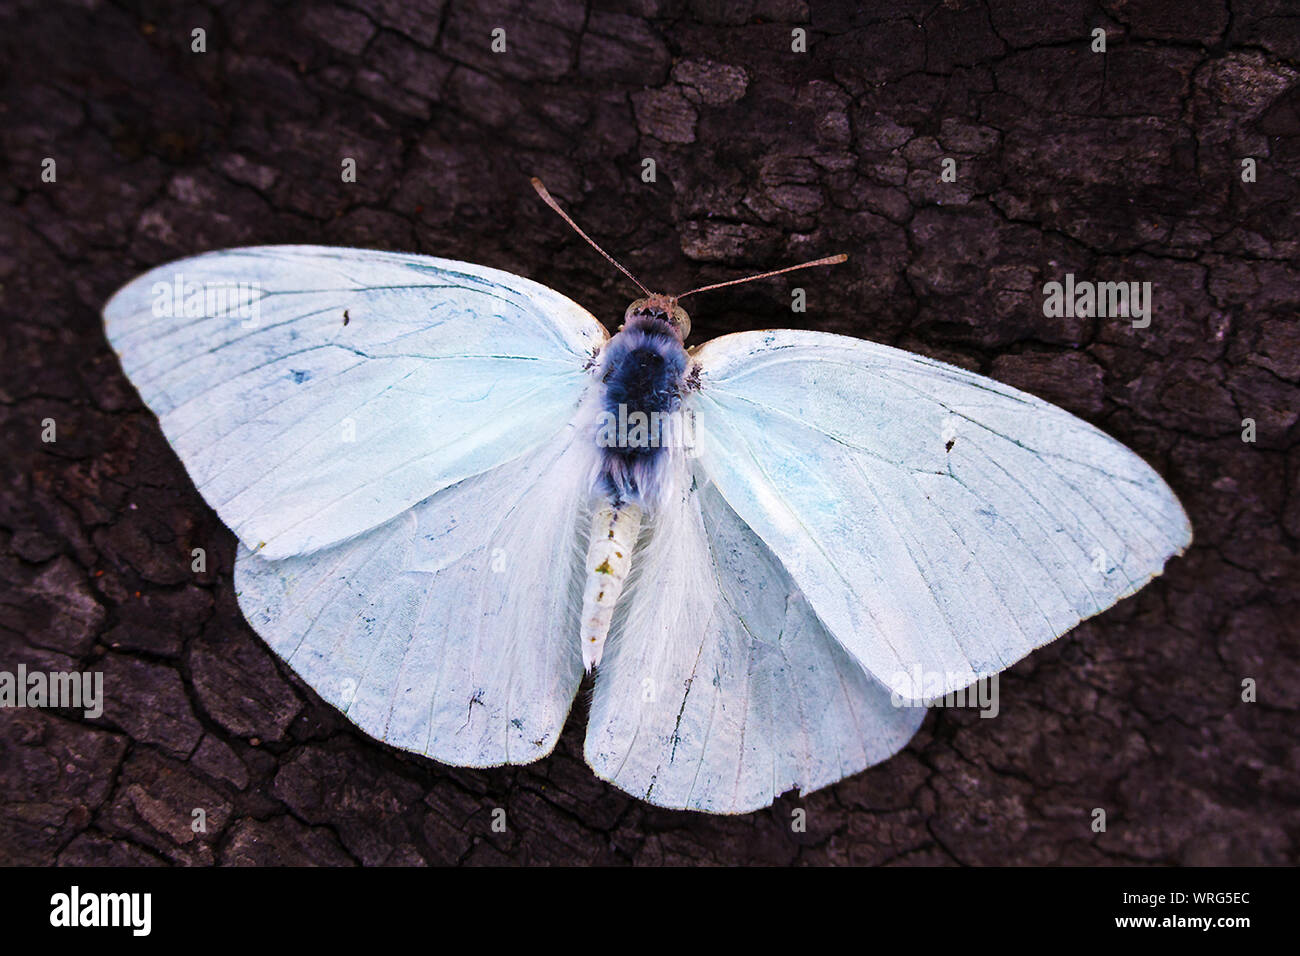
[{"x1": 1, "y1": 0, "x2": 1297, "y2": 865}]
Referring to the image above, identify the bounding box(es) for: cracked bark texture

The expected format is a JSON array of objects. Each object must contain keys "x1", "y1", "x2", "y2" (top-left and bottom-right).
[{"x1": 1, "y1": 0, "x2": 1298, "y2": 866}]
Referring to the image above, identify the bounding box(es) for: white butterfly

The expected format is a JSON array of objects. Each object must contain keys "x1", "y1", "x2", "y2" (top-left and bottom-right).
[{"x1": 103, "y1": 180, "x2": 1191, "y2": 814}]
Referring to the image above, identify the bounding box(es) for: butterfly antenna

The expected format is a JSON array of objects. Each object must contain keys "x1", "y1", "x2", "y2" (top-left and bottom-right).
[
  {"x1": 531, "y1": 177, "x2": 651, "y2": 297},
  {"x1": 673, "y1": 254, "x2": 848, "y2": 301}
]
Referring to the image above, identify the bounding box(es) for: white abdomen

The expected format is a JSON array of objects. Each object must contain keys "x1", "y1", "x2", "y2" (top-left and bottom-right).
[{"x1": 580, "y1": 498, "x2": 642, "y2": 671}]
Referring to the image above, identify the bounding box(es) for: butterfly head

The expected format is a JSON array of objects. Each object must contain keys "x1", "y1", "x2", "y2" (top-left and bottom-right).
[{"x1": 624, "y1": 294, "x2": 691, "y2": 341}]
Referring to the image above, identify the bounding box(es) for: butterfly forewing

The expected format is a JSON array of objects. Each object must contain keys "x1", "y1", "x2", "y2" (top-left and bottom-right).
[
  {"x1": 103, "y1": 245, "x2": 606, "y2": 559},
  {"x1": 689, "y1": 329, "x2": 1192, "y2": 703}
]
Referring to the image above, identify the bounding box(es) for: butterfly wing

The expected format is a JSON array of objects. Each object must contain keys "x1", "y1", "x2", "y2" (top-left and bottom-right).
[
  {"x1": 689, "y1": 330, "x2": 1192, "y2": 702},
  {"x1": 103, "y1": 245, "x2": 606, "y2": 559},
  {"x1": 235, "y1": 413, "x2": 598, "y2": 766},
  {"x1": 585, "y1": 463, "x2": 926, "y2": 813}
]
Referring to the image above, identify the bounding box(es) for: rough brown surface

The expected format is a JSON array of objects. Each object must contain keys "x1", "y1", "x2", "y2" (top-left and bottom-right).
[{"x1": 1, "y1": 0, "x2": 1298, "y2": 866}]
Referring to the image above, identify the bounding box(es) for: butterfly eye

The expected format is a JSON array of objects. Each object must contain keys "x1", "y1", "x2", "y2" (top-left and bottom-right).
[{"x1": 668, "y1": 304, "x2": 691, "y2": 341}]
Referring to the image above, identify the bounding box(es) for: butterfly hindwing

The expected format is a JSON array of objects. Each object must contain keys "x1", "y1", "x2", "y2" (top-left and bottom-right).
[
  {"x1": 235, "y1": 417, "x2": 598, "y2": 766},
  {"x1": 585, "y1": 463, "x2": 926, "y2": 813}
]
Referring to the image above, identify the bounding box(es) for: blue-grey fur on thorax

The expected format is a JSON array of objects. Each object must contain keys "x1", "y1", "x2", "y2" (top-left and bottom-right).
[{"x1": 596, "y1": 316, "x2": 688, "y2": 509}]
